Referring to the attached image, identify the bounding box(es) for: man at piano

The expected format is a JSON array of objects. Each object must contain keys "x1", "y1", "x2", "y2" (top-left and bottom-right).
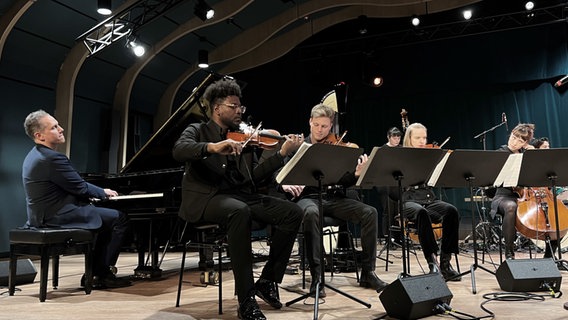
[
  {"x1": 173, "y1": 78, "x2": 304, "y2": 320},
  {"x1": 22, "y1": 110, "x2": 131, "y2": 289}
]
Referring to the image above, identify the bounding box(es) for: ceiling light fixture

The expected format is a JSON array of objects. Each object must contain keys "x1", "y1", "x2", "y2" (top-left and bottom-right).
[
  {"x1": 194, "y1": 0, "x2": 215, "y2": 21},
  {"x1": 411, "y1": 15, "x2": 420, "y2": 27},
  {"x1": 198, "y1": 49, "x2": 209, "y2": 68},
  {"x1": 97, "y1": 0, "x2": 112, "y2": 16},
  {"x1": 126, "y1": 35, "x2": 145, "y2": 57},
  {"x1": 525, "y1": 1, "x2": 535, "y2": 11},
  {"x1": 462, "y1": 9, "x2": 473, "y2": 20},
  {"x1": 358, "y1": 15, "x2": 368, "y2": 35}
]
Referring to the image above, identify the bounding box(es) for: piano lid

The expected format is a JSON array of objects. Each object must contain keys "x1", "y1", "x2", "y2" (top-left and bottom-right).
[{"x1": 120, "y1": 72, "x2": 223, "y2": 174}]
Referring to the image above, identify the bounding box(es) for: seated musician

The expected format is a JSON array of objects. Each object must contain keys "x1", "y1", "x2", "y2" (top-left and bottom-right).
[
  {"x1": 172, "y1": 78, "x2": 304, "y2": 320},
  {"x1": 401, "y1": 123, "x2": 461, "y2": 281},
  {"x1": 22, "y1": 110, "x2": 131, "y2": 289},
  {"x1": 489, "y1": 123, "x2": 535, "y2": 259},
  {"x1": 279, "y1": 103, "x2": 388, "y2": 298}
]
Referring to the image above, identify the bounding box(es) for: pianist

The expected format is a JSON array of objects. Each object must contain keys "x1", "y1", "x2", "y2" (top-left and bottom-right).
[
  {"x1": 173, "y1": 78, "x2": 304, "y2": 320},
  {"x1": 22, "y1": 110, "x2": 131, "y2": 289}
]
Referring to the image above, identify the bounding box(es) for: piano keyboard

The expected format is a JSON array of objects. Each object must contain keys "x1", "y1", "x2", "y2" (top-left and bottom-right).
[{"x1": 108, "y1": 193, "x2": 164, "y2": 201}]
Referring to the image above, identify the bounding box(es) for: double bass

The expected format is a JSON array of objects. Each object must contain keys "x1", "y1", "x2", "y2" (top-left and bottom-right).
[{"x1": 516, "y1": 187, "x2": 568, "y2": 240}]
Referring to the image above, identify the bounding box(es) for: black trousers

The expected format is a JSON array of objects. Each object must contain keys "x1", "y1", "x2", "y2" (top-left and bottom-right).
[
  {"x1": 92, "y1": 207, "x2": 129, "y2": 277},
  {"x1": 402, "y1": 200, "x2": 460, "y2": 258},
  {"x1": 203, "y1": 192, "x2": 303, "y2": 305},
  {"x1": 297, "y1": 196, "x2": 378, "y2": 275}
]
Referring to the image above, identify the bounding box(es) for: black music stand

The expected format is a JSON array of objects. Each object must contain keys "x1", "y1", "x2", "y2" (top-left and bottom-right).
[
  {"x1": 501, "y1": 148, "x2": 568, "y2": 270},
  {"x1": 356, "y1": 146, "x2": 445, "y2": 277},
  {"x1": 429, "y1": 150, "x2": 510, "y2": 293},
  {"x1": 277, "y1": 143, "x2": 371, "y2": 319}
]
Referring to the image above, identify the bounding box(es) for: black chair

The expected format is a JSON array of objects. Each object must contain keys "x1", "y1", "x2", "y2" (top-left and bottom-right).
[
  {"x1": 9, "y1": 227, "x2": 94, "y2": 302},
  {"x1": 175, "y1": 219, "x2": 268, "y2": 314}
]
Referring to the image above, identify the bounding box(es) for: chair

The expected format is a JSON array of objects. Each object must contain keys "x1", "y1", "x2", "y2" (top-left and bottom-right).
[
  {"x1": 8, "y1": 227, "x2": 94, "y2": 302},
  {"x1": 298, "y1": 216, "x2": 360, "y2": 290},
  {"x1": 175, "y1": 219, "x2": 267, "y2": 314}
]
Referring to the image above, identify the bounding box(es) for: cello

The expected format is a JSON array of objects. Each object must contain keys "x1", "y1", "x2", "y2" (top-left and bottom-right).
[{"x1": 516, "y1": 187, "x2": 568, "y2": 241}]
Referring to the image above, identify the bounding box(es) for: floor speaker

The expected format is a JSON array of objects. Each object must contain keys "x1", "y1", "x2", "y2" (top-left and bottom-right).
[
  {"x1": 0, "y1": 259, "x2": 37, "y2": 286},
  {"x1": 496, "y1": 258, "x2": 561, "y2": 292},
  {"x1": 379, "y1": 273, "x2": 453, "y2": 320}
]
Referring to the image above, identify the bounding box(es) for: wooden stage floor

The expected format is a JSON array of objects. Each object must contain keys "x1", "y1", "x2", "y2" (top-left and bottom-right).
[{"x1": 2, "y1": 240, "x2": 568, "y2": 320}]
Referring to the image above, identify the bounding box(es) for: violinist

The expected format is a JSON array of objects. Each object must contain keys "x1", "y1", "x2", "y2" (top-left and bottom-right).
[
  {"x1": 489, "y1": 123, "x2": 535, "y2": 260},
  {"x1": 383, "y1": 126, "x2": 402, "y2": 147},
  {"x1": 401, "y1": 123, "x2": 462, "y2": 281},
  {"x1": 173, "y1": 78, "x2": 304, "y2": 320},
  {"x1": 278, "y1": 103, "x2": 387, "y2": 297}
]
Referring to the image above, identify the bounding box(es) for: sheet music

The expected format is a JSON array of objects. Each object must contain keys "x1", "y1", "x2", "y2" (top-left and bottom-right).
[
  {"x1": 355, "y1": 146, "x2": 379, "y2": 187},
  {"x1": 276, "y1": 142, "x2": 312, "y2": 184},
  {"x1": 493, "y1": 153, "x2": 523, "y2": 187},
  {"x1": 427, "y1": 150, "x2": 452, "y2": 187}
]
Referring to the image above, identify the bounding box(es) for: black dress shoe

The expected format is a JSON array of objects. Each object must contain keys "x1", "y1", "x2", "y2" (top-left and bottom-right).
[
  {"x1": 255, "y1": 278, "x2": 282, "y2": 309},
  {"x1": 238, "y1": 295, "x2": 266, "y2": 320},
  {"x1": 91, "y1": 273, "x2": 132, "y2": 289},
  {"x1": 359, "y1": 271, "x2": 389, "y2": 293}
]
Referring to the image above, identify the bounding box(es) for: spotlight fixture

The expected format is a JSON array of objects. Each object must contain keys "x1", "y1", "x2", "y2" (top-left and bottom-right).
[
  {"x1": 194, "y1": 0, "x2": 215, "y2": 21},
  {"x1": 525, "y1": 1, "x2": 535, "y2": 11},
  {"x1": 371, "y1": 76, "x2": 384, "y2": 87},
  {"x1": 198, "y1": 49, "x2": 209, "y2": 68},
  {"x1": 97, "y1": 0, "x2": 112, "y2": 16},
  {"x1": 411, "y1": 15, "x2": 420, "y2": 27},
  {"x1": 126, "y1": 36, "x2": 145, "y2": 57},
  {"x1": 462, "y1": 9, "x2": 473, "y2": 20},
  {"x1": 358, "y1": 15, "x2": 368, "y2": 35}
]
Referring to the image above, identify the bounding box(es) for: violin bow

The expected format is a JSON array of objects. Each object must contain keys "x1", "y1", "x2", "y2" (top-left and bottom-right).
[{"x1": 241, "y1": 122, "x2": 263, "y2": 148}]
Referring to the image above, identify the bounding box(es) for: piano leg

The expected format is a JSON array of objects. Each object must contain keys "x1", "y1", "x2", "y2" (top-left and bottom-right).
[{"x1": 132, "y1": 218, "x2": 163, "y2": 279}]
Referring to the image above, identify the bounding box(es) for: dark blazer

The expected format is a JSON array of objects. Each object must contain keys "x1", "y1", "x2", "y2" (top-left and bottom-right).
[
  {"x1": 172, "y1": 120, "x2": 286, "y2": 223},
  {"x1": 22, "y1": 144, "x2": 107, "y2": 229}
]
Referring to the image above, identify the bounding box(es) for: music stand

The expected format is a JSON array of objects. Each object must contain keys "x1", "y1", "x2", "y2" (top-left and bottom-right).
[
  {"x1": 499, "y1": 148, "x2": 568, "y2": 270},
  {"x1": 277, "y1": 143, "x2": 371, "y2": 319},
  {"x1": 429, "y1": 149, "x2": 510, "y2": 293},
  {"x1": 356, "y1": 146, "x2": 445, "y2": 277}
]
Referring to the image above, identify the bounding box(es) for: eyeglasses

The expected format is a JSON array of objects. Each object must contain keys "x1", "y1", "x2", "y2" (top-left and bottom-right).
[{"x1": 219, "y1": 103, "x2": 246, "y2": 113}]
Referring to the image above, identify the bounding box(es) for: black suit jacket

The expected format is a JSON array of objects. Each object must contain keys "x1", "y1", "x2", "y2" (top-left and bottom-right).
[
  {"x1": 22, "y1": 144, "x2": 107, "y2": 229},
  {"x1": 172, "y1": 120, "x2": 286, "y2": 222}
]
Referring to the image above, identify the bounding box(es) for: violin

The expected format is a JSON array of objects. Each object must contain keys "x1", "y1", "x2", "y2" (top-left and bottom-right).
[
  {"x1": 516, "y1": 187, "x2": 568, "y2": 240},
  {"x1": 322, "y1": 131, "x2": 359, "y2": 148},
  {"x1": 227, "y1": 123, "x2": 286, "y2": 150}
]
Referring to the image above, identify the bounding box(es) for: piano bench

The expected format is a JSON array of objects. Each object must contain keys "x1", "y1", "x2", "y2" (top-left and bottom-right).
[
  {"x1": 176, "y1": 223, "x2": 229, "y2": 314},
  {"x1": 8, "y1": 227, "x2": 95, "y2": 302}
]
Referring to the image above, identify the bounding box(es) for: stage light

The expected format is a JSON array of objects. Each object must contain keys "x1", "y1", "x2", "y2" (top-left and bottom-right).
[
  {"x1": 194, "y1": 0, "x2": 214, "y2": 21},
  {"x1": 411, "y1": 16, "x2": 420, "y2": 27},
  {"x1": 358, "y1": 15, "x2": 368, "y2": 35},
  {"x1": 462, "y1": 9, "x2": 472, "y2": 20},
  {"x1": 371, "y1": 76, "x2": 384, "y2": 87},
  {"x1": 525, "y1": 1, "x2": 535, "y2": 11},
  {"x1": 97, "y1": 0, "x2": 112, "y2": 16},
  {"x1": 198, "y1": 49, "x2": 209, "y2": 68},
  {"x1": 126, "y1": 36, "x2": 145, "y2": 57}
]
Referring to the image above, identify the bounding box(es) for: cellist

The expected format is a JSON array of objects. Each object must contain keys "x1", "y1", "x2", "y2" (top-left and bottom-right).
[{"x1": 489, "y1": 123, "x2": 535, "y2": 260}]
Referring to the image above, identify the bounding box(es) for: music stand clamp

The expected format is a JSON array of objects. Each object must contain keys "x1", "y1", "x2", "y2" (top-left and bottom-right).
[
  {"x1": 277, "y1": 143, "x2": 371, "y2": 319},
  {"x1": 429, "y1": 149, "x2": 510, "y2": 293},
  {"x1": 356, "y1": 146, "x2": 445, "y2": 278}
]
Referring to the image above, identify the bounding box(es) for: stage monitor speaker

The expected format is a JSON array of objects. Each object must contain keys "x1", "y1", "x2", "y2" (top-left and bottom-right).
[
  {"x1": 379, "y1": 273, "x2": 453, "y2": 320},
  {"x1": 0, "y1": 259, "x2": 37, "y2": 286},
  {"x1": 496, "y1": 258, "x2": 561, "y2": 292}
]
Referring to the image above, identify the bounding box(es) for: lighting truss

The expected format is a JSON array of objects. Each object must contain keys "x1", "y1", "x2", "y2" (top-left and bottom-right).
[
  {"x1": 298, "y1": 3, "x2": 568, "y2": 61},
  {"x1": 76, "y1": 0, "x2": 186, "y2": 56}
]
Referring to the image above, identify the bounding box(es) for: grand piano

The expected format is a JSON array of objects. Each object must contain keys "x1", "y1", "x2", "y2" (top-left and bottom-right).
[{"x1": 86, "y1": 71, "x2": 226, "y2": 278}]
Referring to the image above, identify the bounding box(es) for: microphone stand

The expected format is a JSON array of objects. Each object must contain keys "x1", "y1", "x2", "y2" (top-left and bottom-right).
[{"x1": 473, "y1": 121, "x2": 506, "y2": 151}]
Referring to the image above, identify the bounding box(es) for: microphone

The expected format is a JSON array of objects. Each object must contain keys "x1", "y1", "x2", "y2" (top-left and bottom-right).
[
  {"x1": 555, "y1": 75, "x2": 568, "y2": 87},
  {"x1": 502, "y1": 112, "x2": 508, "y2": 131}
]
